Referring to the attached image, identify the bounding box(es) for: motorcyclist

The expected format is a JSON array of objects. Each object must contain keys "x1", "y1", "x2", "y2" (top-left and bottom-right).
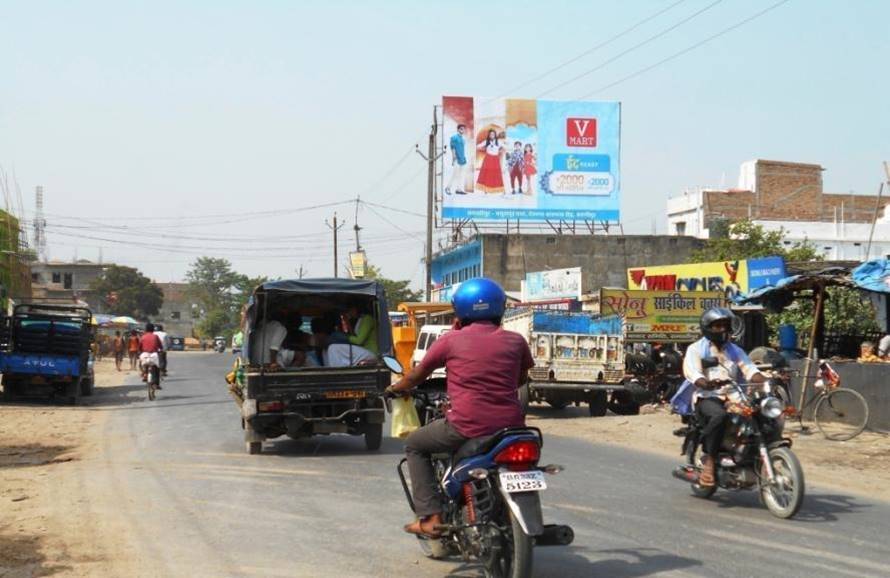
[
  {"x1": 139, "y1": 322, "x2": 165, "y2": 388},
  {"x1": 683, "y1": 307, "x2": 764, "y2": 487},
  {"x1": 154, "y1": 324, "x2": 170, "y2": 376},
  {"x1": 386, "y1": 277, "x2": 533, "y2": 538}
]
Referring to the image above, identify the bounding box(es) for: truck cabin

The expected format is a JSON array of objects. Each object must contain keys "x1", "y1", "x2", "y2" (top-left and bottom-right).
[{"x1": 244, "y1": 279, "x2": 392, "y2": 370}]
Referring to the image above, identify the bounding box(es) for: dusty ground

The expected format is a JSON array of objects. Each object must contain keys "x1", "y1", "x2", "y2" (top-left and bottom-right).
[
  {"x1": 528, "y1": 403, "x2": 890, "y2": 501},
  {"x1": 0, "y1": 358, "x2": 130, "y2": 578}
]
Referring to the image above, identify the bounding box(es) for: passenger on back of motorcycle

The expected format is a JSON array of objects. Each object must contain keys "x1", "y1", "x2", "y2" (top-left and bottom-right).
[
  {"x1": 386, "y1": 277, "x2": 534, "y2": 538},
  {"x1": 683, "y1": 308, "x2": 764, "y2": 487}
]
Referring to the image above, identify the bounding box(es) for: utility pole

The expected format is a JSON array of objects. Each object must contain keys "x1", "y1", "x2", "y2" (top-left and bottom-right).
[
  {"x1": 416, "y1": 107, "x2": 443, "y2": 301},
  {"x1": 325, "y1": 213, "x2": 345, "y2": 278},
  {"x1": 354, "y1": 196, "x2": 362, "y2": 251},
  {"x1": 864, "y1": 162, "x2": 890, "y2": 262}
]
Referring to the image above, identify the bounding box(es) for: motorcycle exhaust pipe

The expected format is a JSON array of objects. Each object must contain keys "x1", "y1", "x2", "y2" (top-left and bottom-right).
[
  {"x1": 672, "y1": 465, "x2": 700, "y2": 484},
  {"x1": 536, "y1": 524, "x2": 574, "y2": 547}
]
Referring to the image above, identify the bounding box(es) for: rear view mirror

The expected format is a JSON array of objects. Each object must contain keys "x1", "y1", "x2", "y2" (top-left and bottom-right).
[{"x1": 382, "y1": 355, "x2": 404, "y2": 375}]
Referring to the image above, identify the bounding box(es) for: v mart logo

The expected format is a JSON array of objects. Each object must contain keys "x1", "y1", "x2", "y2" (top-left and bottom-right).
[{"x1": 566, "y1": 117, "x2": 597, "y2": 147}]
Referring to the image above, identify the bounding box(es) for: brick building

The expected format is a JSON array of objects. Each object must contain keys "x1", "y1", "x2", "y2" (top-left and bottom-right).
[
  {"x1": 667, "y1": 160, "x2": 890, "y2": 260},
  {"x1": 154, "y1": 282, "x2": 197, "y2": 338}
]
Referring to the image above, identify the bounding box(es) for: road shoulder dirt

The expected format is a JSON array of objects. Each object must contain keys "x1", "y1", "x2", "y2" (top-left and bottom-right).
[
  {"x1": 528, "y1": 405, "x2": 890, "y2": 501},
  {"x1": 0, "y1": 359, "x2": 131, "y2": 578}
]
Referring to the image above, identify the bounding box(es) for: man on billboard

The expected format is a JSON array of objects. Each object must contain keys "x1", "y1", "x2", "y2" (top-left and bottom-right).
[
  {"x1": 445, "y1": 124, "x2": 468, "y2": 195},
  {"x1": 507, "y1": 141, "x2": 525, "y2": 195}
]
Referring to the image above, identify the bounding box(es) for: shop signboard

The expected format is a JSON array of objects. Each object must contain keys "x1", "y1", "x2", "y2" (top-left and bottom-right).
[
  {"x1": 523, "y1": 267, "x2": 582, "y2": 301},
  {"x1": 441, "y1": 96, "x2": 620, "y2": 222},
  {"x1": 600, "y1": 288, "x2": 728, "y2": 342},
  {"x1": 349, "y1": 251, "x2": 367, "y2": 279},
  {"x1": 626, "y1": 256, "x2": 786, "y2": 300}
]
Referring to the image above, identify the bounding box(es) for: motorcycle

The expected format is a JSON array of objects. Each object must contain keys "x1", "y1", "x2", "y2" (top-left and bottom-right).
[
  {"x1": 672, "y1": 377, "x2": 805, "y2": 519},
  {"x1": 390, "y1": 388, "x2": 574, "y2": 577}
]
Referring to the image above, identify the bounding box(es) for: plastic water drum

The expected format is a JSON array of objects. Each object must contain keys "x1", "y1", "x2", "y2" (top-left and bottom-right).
[{"x1": 778, "y1": 324, "x2": 798, "y2": 350}]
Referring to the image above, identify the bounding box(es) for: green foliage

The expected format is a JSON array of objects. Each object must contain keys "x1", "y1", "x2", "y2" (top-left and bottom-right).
[
  {"x1": 185, "y1": 257, "x2": 267, "y2": 338},
  {"x1": 90, "y1": 265, "x2": 164, "y2": 318},
  {"x1": 365, "y1": 265, "x2": 423, "y2": 306},
  {"x1": 693, "y1": 220, "x2": 879, "y2": 344},
  {"x1": 692, "y1": 220, "x2": 821, "y2": 263}
]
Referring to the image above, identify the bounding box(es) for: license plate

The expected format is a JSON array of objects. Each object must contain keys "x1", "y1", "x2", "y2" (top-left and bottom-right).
[
  {"x1": 323, "y1": 390, "x2": 367, "y2": 399},
  {"x1": 499, "y1": 470, "x2": 547, "y2": 493}
]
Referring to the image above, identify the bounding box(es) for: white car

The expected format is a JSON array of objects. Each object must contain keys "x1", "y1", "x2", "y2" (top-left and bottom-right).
[{"x1": 412, "y1": 325, "x2": 450, "y2": 380}]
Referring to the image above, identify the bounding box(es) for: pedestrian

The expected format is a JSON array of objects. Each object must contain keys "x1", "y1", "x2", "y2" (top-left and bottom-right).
[
  {"x1": 112, "y1": 330, "x2": 125, "y2": 371},
  {"x1": 127, "y1": 330, "x2": 140, "y2": 370}
]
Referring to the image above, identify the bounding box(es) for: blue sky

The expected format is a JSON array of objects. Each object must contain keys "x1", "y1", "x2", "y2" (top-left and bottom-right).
[{"x1": 1, "y1": 0, "x2": 888, "y2": 286}]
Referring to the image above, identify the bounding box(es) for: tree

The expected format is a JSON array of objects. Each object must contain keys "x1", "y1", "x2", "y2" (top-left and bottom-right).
[
  {"x1": 185, "y1": 257, "x2": 267, "y2": 338},
  {"x1": 692, "y1": 220, "x2": 877, "y2": 343},
  {"x1": 692, "y1": 220, "x2": 821, "y2": 263},
  {"x1": 365, "y1": 265, "x2": 422, "y2": 306},
  {"x1": 90, "y1": 265, "x2": 163, "y2": 318}
]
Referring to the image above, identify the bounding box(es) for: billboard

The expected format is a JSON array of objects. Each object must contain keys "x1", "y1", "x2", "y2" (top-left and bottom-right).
[
  {"x1": 626, "y1": 256, "x2": 786, "y2": 300},
  {"x1": 522, "y1": 267, "x2": 582, "y2": 301},
  {"x1": 600, "y1": 288, "x2": 728, "y2": 342},
  {"x1": 441, "y1": 96, "x2": 620, "y2": 222}
]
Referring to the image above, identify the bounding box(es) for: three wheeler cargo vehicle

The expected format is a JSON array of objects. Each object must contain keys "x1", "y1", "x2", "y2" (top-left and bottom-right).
[{"x1": 236, "y1": 279, "x2": 395, "y2": 455}]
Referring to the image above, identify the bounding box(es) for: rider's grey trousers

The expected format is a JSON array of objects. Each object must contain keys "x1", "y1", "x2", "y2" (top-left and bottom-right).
[{"x1": 405, "y1": 418, "x2": 468, "y2": 517}]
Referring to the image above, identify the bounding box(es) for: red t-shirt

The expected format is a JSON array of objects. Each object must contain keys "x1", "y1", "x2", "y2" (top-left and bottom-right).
[
  {"x1": 139, "y1": 332, "x2": 163, "y2": 353},
  {"x1": 418, "y1": 321, "x2": 533, "y2": 438}
]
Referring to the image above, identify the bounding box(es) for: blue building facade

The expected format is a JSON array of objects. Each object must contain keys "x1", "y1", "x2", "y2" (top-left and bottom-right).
[{"x1": 430, "y1": 239, "x2": 482, "y2": 302}]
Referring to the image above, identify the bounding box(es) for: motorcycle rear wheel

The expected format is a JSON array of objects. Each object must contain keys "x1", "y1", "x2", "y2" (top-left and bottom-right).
[
  {"x1": 482, "y1": 509, "x2": 533, "y2": 578},
  {"x1": 760, "y1": 447, "x2": 805, "y2": 519}
]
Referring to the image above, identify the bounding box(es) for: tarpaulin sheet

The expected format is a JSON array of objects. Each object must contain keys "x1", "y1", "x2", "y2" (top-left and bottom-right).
[{"x1": 852, "y1": 259, "x2": 890, "y2": 294}]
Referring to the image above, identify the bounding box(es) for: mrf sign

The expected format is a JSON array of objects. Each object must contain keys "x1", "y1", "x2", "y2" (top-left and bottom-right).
[{"x1": 627, "y1": 257, "x2": 786, "y2": 300}]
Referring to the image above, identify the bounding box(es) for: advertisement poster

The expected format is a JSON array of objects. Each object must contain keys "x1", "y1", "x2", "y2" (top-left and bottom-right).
[
  {"x1": 523, "y1": 267, "x2": 582, "y2": 301},
  {"x1": 442, "y1": 96, "x2": 620, "y2": 222},
  {"x1": 600, "y1": 288, "x2": 728, "y2": 342},
  {"x1": 626, "y1": 256, "x2": 786, "y2": 300}
]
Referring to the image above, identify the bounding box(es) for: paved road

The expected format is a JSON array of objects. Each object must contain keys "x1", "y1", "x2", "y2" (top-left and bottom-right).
[{"x1": 86, "y1": 353, "x2": 890, "y2": 577}]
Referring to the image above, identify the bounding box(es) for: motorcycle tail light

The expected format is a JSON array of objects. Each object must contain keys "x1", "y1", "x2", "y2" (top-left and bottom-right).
[{"x1": 494, "y1": 440, "x2": 540, "y2": 471}]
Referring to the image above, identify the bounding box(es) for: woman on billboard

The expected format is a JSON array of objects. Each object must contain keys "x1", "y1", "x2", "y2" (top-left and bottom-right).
[{"x1": 475, "y1": 128, "x2": 505, "y2": 194}]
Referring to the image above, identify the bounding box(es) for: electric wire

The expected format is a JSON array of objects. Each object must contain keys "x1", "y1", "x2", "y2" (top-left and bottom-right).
[
  {"x1": 537, "y1": 0, "x2": 725, "y2": 98},
  {"x1": 577, "y1": 0, "x2": 792, "y2": 98},
  {"x1": 493, "y1": 0, "x2": 689, "y2": 99}
]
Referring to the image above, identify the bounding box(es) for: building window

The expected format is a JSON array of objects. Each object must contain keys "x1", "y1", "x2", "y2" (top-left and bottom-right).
[
  {"x1": 63, "y1": 273, "x2": 73, "y2": 289},
  {"x1": 31, "y1": 273, "x2": 39, "y2": 282},
  {"x1": 170, "y1": 311, "x2": 181, "y2": 320},
  {"x1": 675, "y1": 222, "x2": 686, "y2": 235},
  {"x1": 52, "y1": 272, "x2": 61, "y2": 284}
]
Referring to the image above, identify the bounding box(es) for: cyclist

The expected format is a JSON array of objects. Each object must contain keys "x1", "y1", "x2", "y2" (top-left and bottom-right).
[
  {"x1": 138, "y1": 323, "x2": 165, "y2": 388},
  {"x1": 387, "y1": 277, "x2": 533, "y2": 537},
  {"x1": 682, "y1": 307, "x2": 764, "y2": 486}
]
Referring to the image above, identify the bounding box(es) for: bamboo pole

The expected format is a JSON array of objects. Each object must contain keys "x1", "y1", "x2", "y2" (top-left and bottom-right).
[{"x1": 799, "y1": 286, "x2": 825, "y2": 411}]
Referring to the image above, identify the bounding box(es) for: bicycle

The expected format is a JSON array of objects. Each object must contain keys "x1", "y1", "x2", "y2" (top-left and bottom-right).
[{"x1": 793, "y1": 358, "x2": 869, "y2": 441}]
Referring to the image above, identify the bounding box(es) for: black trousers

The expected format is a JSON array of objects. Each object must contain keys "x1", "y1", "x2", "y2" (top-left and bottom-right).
[
  {"x1": 696, "y1": 397, "x2": 728, "y2": 457},
  {"x1": 404, "y1": 418, "x2": 468, "y2": 517}
]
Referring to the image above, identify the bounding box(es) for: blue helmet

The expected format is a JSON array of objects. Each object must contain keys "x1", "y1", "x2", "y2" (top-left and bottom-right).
[{"x1": 451, "y1": 277, "x2": 506, "y2": 322}]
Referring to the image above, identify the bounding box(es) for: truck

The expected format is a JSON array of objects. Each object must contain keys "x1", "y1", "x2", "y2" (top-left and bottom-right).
[
  {"x1": 233, "y1": 279, "x2": 395, "y2": 455},
  {"x1": 0, "y1": 304, "x2": 95, "y2": 404},
  {"x1": 503, "y1": 308, "x2": 630, "y2": 417}
]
